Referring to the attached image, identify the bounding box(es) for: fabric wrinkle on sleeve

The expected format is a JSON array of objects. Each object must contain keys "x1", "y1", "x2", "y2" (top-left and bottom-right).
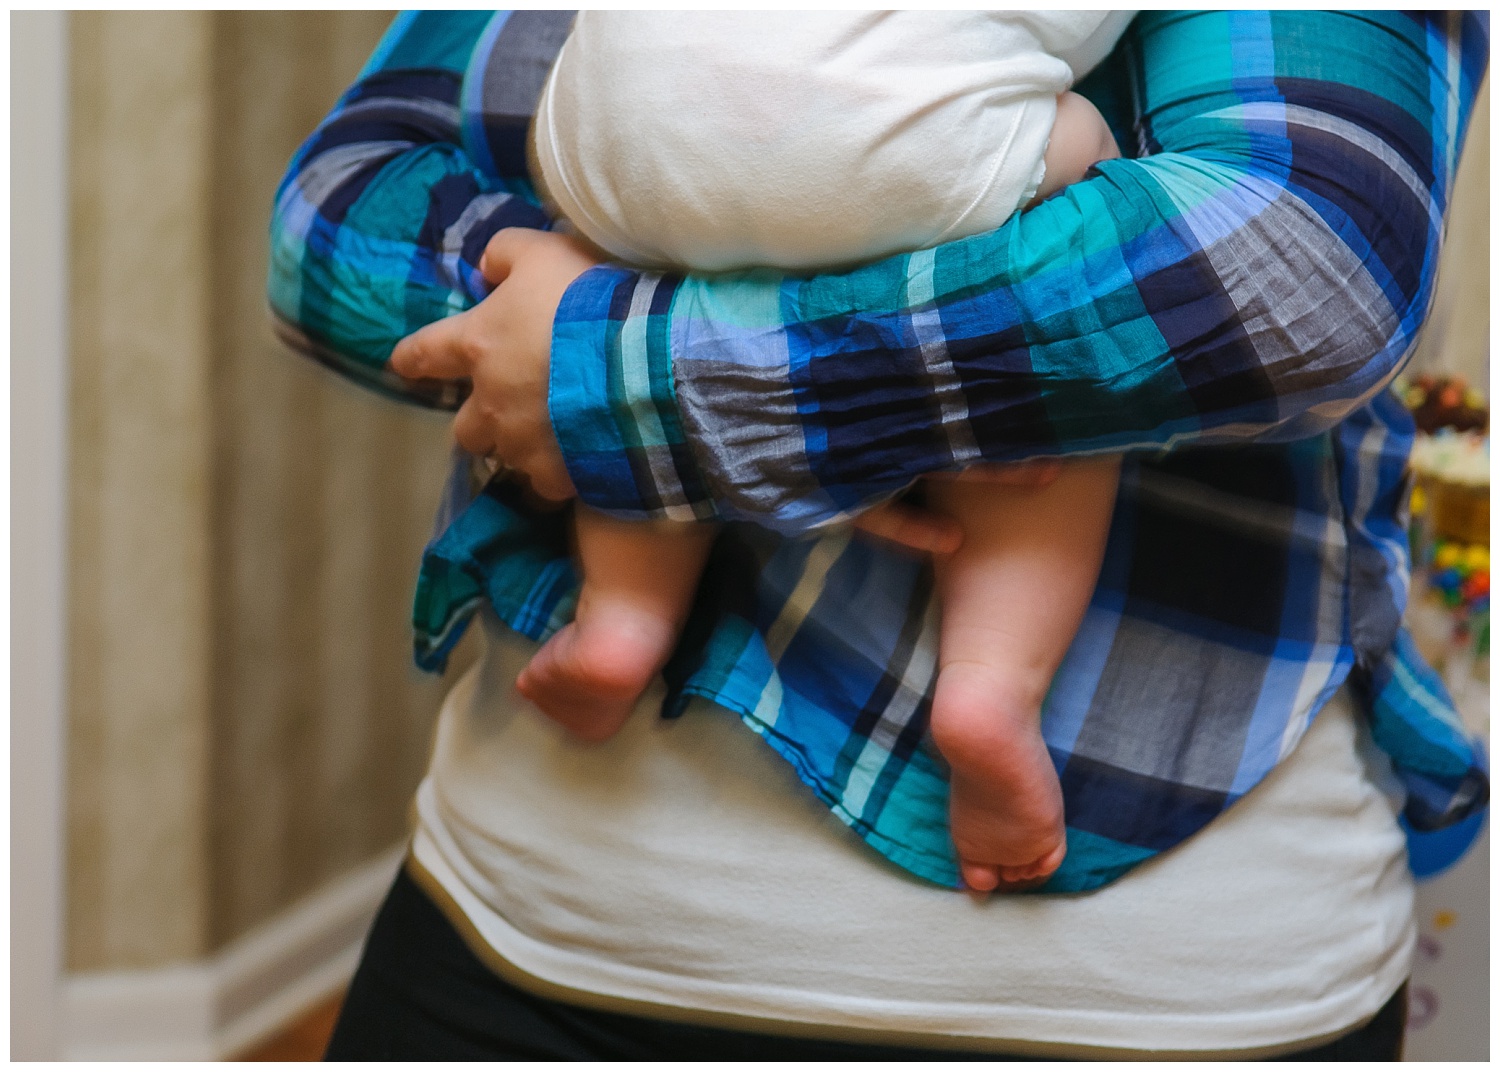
[
  {"x1": 546, "y1": 11, "x2": 1483, "y2": 536},
  {"x1": 266, "y1": 10, "x2": 552, "y2": 409}
]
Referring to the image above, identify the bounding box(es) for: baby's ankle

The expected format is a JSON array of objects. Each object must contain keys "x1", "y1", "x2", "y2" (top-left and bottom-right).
[
  {"x1": 573, "y1": 606, "x2": 677, "y2": 691},
  {"x1": 928, "y1": 661, "x2": 1048, "y2": 769},
  {"x1": 516, "y1": 604, "x2": 679, "y2": 742}
]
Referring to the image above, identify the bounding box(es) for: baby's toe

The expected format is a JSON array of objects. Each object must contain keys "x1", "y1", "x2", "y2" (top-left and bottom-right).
[
  {"x1": 1035, "y1": 842, "x2": 1067, "y2": 878},
  {"x1": 998, "y1": 863, "x2": 1038, "y2": 885},
  {"x1": 996, "y1": 844, "x2": 1066, "y2": 886},
  {"x1": 960, "y1": 861, "x2": 1002, "y2": 892}
]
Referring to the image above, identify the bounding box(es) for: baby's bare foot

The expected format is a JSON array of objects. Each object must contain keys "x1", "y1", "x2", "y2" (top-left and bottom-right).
[
  {"x1": 516, "y1": 599, "x2": 677, "y2": 742},
  {"x1": 929, "y1": 661, "x2": 1066, "y2": 892}
]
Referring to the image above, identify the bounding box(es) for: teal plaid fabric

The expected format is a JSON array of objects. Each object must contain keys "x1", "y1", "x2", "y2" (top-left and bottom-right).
[{"x1": 269, "y1": 11, "x2": 1489, "y2": 891}]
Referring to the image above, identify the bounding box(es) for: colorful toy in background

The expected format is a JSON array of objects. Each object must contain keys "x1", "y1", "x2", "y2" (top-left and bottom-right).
[
  {"x1": 1398, "y1": 372, "x2": 1489, "y2": 435},
  {"x1": 1396, "y1": 374, "x2": 1490, "y2": 692},
  {"x1": 1409, "y1": 429, "x2": 1489, "y2": 546},
  {"x1": 1414, "y1": 536, "x2": 1489, "y2": 671},
  {"x1": 1425, "y1": 538, "x2": 1490, "y2": 611}
]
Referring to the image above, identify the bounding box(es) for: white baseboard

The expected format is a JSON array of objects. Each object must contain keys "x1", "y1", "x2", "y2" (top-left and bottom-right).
[{"x1": 63, "y1": 844, "x2": 405, "y2": 1061}]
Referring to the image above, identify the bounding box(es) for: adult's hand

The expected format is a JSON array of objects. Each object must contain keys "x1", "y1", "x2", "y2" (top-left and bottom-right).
[
  {"x1": 852, "y1": 460, "x2": 1062, "y2": 555},
  {"x1": 390, "y1": 228, "x2": 601, "y2": 503},
  {"x1": 392, "y1": 226, "x2": 1059, "y2": 528}
]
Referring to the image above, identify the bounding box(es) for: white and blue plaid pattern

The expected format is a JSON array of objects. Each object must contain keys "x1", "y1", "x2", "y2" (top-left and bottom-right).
[{"x1": 269, "y1": 11, "x2": 1490, "y2": 891}]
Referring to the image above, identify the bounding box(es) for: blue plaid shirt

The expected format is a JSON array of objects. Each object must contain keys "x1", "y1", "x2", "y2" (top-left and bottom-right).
[{"x1": 269, "y1": 10, "x2": 1489, "y2": 892}]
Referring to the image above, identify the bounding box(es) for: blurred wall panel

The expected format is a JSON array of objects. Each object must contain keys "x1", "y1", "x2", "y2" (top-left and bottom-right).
[
  {"x1": 68, "y1": 10, "x2": 215, "y2": 971},
  {"x1": 68, "y1": 11, "x2": 464, "y2": 971},
  {"x1": 1409, "y1": 75, "x2": 1489, "y2": 392},
  {"x1": 205, "y1": 10, "x2": 457, "y2": 950}
]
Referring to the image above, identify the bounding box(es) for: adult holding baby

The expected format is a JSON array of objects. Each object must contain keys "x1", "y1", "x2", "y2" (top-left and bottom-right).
[{"x1": 269, "y1": 10, "x2": 1488, "y2": 1060}]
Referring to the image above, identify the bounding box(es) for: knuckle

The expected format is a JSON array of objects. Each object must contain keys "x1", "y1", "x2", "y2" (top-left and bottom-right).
[
  {"x1": 388, "y1": 344, "x2": 417, "y2": 375},
  {"x1": 459, "y1": 332, "x2": 487, "y2": 366},
  {"x1": 452, "y1": 410, "x2": 484, "y2": 451},
  {"x1": 453, "y1": 429, "x2": 481, "y2": 455}
]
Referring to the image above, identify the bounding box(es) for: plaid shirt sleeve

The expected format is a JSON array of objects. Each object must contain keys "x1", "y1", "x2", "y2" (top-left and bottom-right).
[
  {"x1": 550, "y1": 11, "x2": 1490, "y2": 534},
  {"x1": 268, "y1": 11, "x2": 1488, "y2": 894},
  {"x1": 266, "y1": 11, "x2": 561, "y2": 409}
]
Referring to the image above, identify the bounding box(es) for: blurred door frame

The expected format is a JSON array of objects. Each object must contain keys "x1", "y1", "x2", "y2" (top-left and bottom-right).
[{"x1": 12, "y1": 10, "x2": 70, "y2": 1060}]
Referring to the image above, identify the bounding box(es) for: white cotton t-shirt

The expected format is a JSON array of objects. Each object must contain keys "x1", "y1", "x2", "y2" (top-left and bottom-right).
[
  {"x1": 531, "y1": 11, "x2": 1136, "y2": 272},
  {"x1": 408, "y1": 620, "x2": 1416, "y2": 1058}
]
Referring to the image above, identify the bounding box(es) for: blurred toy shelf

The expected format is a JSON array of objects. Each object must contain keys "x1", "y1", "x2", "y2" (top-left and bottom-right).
[{"x1": 1393, "y1": 373, "x2": 1489, "y2": 1062}]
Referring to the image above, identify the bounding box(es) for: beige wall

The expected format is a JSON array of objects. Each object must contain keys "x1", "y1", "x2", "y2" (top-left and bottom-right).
[
  {"x1": 67, "y1": 11, "x2": 468, "y2": 971},
  {"x1": 1410, "y1": 76, "x2": 1490, "y2": 391}
]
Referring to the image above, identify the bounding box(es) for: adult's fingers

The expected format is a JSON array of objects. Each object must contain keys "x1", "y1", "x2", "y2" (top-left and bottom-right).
[
  {"x1": 390, "y1": 314, "x2": 473, "y2": 382},
  {"x1": 526, "y1": 464, "x2": 577, "y2": 504},
  {"x1": 479, "y1": 227, "x2": 536, "y2": 283},
  {"x1": 852, "y1": 501, "x2": 963, "y2": 555},
  {"x1": 481, "y1": 227, "x2": 603, "y2": 285},
  {"x1": 451, "y1": 398, "x2": 497, "y2": 460}
]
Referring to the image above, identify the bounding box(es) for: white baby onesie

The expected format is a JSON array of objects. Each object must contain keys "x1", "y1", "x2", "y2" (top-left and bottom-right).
[{"x1": 533, "y1": 11, "x2": 1135, "y2": 272}]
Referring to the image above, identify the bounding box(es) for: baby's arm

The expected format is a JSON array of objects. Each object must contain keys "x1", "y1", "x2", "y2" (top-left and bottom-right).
[{"x1": 1030, "y1": 91, "x2": 1120, "y2": 205}]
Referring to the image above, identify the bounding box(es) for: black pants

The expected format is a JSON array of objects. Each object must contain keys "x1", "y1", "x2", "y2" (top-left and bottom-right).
[{"x1": 326, "y1": 869, "x2": 1406, "y2": 1061}]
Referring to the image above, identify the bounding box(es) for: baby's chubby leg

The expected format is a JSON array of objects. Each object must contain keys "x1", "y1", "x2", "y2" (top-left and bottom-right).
[
  {"x1": 926, "y1": 457, "x2": 1120, "y2": 891},
  {"x1": 517, "y1": 505, "x2": 715, "y2": 742},
  {"x1": 1029, "y1": 91, "x2": 1121, "y2": 206},
  {"x1": 925, "y1": 92, "x2": 1120, "y2": 891}
]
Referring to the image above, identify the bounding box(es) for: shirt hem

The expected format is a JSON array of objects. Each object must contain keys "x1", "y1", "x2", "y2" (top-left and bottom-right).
[{"x1": 407, "y1": 817, "x2": 1405, "y2": 1059}]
